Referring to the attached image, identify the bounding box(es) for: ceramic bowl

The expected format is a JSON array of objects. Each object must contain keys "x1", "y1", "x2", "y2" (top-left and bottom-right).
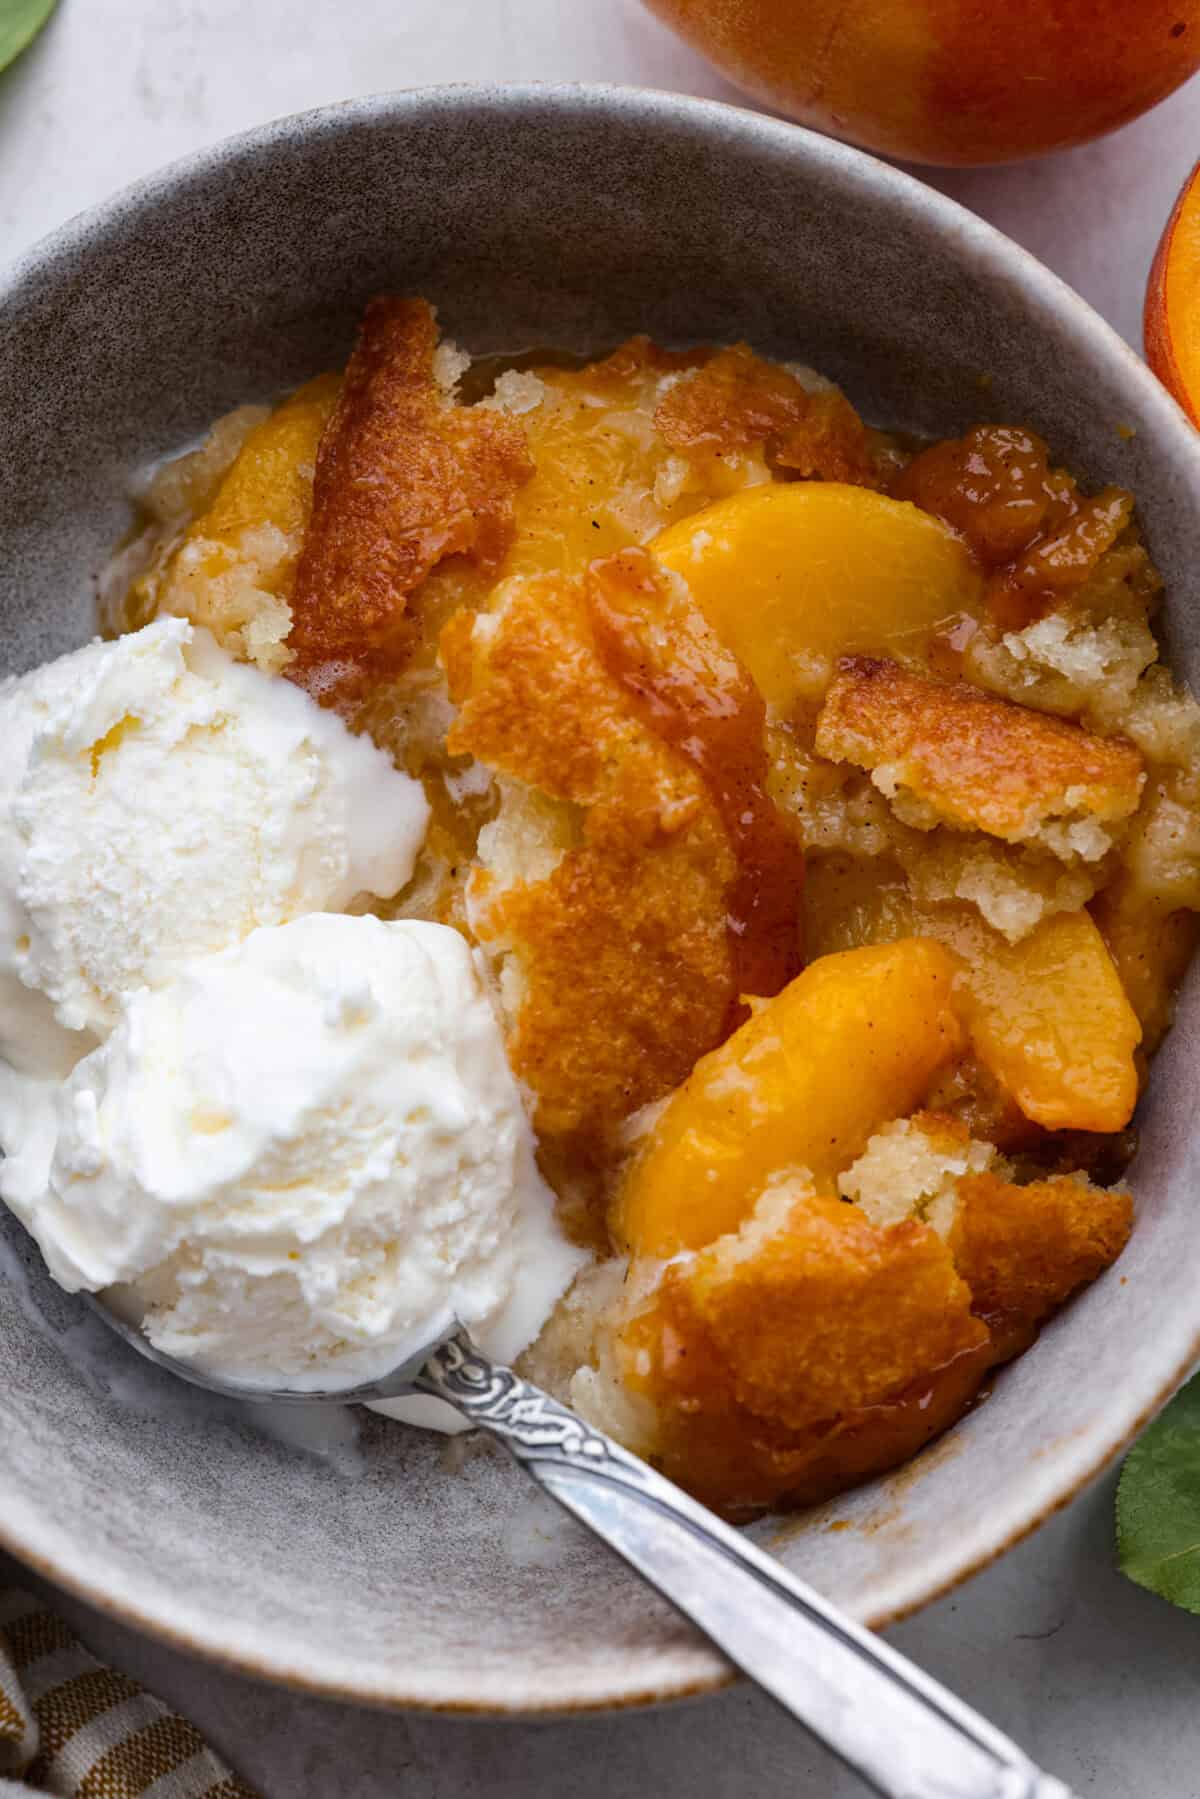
[{"x1": 2, "y1": 84, "x2": 1199, "y2": 1715}]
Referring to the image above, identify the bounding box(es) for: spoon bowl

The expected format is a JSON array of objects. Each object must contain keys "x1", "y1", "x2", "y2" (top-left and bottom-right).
[{"x1": 82, "y1": 1293, "x2": 448, "y2": 1407}]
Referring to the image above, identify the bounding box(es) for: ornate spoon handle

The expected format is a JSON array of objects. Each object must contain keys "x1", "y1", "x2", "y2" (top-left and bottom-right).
[{"x1": 416, "y1": 1333, "x2": 1073, "y2": 1799}]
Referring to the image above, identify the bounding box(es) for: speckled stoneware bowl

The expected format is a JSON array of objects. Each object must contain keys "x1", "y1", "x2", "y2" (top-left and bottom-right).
[{"x1": 2, "y1": 84, "x2": 1200, "y2": 1715}]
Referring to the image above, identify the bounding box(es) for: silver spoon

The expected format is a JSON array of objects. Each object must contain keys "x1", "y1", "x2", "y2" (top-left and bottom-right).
[{"x1": 92, "y1": 1302, "x2": 1071, "y2": 1799}]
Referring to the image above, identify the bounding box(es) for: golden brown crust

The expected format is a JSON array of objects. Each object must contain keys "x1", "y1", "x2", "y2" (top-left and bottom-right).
[
  {"x1": 950, "y1": 1171, "x2": 1133, "y2": 1329},
  {"x1": 585, "y1": 335, "x2": 707, "y2": 386},
  {"x1": 654, "y1": 344, "x2": 879, "y2": 486},
  {"x1": 288, "y1": 296, "x2": 533, "y2": 696},
  {"x1": 443, "y1": 576, "x2": 737, "y2": 1143},
  {"x1": 616, "y1": 1156, "x2": 1130, "y2": 1517},
  {"x1": 617, "y1": 1186, "x2": 995, "y2": 1517},
  {"x1": 814, "y1": 655, "x2": 1144, "y2": 845},
  {"x1": 479, "y1": 825, "x2": 737, "y2": 1143},
  {"x1": 673, "y1": 1192, "x2": 988, "y2": 1432},
  {"x1": 443, "y1": 576, "x2": 706, "y2": 827},
  {"x1": 585, "y1": 548, "x2": 805, "y2": 1001}
]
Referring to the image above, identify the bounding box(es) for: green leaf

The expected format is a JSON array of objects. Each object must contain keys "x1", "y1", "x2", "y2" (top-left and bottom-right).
[
  {"x1": 1118, "y1": 1371, "x2": 1200, "y2": 1613},
  {"x1": 0, "y1": 0, "x2": 59, "y2": 76}
]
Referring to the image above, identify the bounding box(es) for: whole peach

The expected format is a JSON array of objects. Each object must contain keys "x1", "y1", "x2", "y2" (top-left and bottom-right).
[
  {"x1": 643, "y1": 0, "x2": 1200, "y2": 166},
  {"x1": 1146, "y1": 158, "x2": 1200, "y2": 425}
]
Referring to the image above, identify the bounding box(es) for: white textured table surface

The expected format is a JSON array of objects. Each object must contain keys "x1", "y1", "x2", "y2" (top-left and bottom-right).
[{"x1": 2, "y1": 4, "x2": 1199, "y2": 1795}]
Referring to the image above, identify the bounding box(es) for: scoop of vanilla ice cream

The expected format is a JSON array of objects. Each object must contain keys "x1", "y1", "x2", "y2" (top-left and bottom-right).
[
  {"x1": 13, "y1": 914, "x2": 584, "y2": 1390},
  {"x1": 0, "y1": 638, "x2": 110, "y2": 1083},
  {"x1": 0, "y1": 616, "x2": 428, "y2": 1057},
  {"x1": 0, "y1": 642, "x2": 109, "y2": 1220}
]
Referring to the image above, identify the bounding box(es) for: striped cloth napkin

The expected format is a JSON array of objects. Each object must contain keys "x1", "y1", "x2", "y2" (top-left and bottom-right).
[{"x1": 0, "y1": 1591, "x2": 257, "y2": 1798}]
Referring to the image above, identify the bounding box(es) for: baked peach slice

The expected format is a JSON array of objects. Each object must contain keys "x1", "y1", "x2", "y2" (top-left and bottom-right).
[
  {"x1": 1093, "y1": 875, "x2": 1200, "y2": 1057},
  {"x1": 649, "y1": 483, "x2": 983, "y2": 709},
  {"x1": 1147, "y1": 158, "x2": 1200, "y2": 427},
  {"x1": 618, "y1": 937, "x2": 964, "y2": 1257},
  {"x1": 151, "y1": 375, "x2": 340, "y2": 670},
  {"x1": 184, "y1": 376, "x2": 340, "y2": 548},
  {"x1": 802, "y1": 861, "x2": 1142, "y2": 1134},
  {"x1": 954, "y1": 910, "x2": 1142, "y2": 1133}
]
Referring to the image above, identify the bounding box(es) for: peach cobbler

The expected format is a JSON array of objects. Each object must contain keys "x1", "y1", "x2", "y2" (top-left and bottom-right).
[{"x1": 105, "y1": 296, "x2": 1200, "y2": 1518}]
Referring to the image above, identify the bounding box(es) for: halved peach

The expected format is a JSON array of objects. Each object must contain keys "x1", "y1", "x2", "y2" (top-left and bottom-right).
[
  {"x1": 649, "y1": 482, "x2": 984, "y2": 709},
  {"x1": 1147, "y1": 158, "x2": 1200, "y2": 427},
  {"x1": 618, "y1": 937, "x2": 964, "y2": 1257}
]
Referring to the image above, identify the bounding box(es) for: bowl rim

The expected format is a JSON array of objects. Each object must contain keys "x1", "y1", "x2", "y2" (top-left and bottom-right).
[{"x1": 4, "y1": 78, "x2": 1200, "y2": 1717}]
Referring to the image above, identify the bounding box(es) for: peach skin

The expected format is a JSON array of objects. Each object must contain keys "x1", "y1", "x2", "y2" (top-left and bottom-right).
[
  {"x1": 1147, "y1": 157, "x2": 1200, "y2": 427},
  {"x1": 643, "y1": 0, "x2": 1200, "y2": 167}
]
